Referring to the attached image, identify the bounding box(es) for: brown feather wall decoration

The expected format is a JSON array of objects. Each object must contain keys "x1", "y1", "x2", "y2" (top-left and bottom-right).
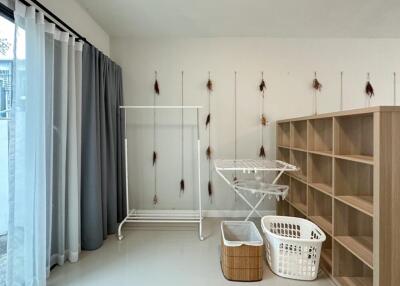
[
  {"x1": 153, "y1": 194, "x2": 158, "y2": 205},
  {"x1": 206, "y1": 146, "x2": 212, "y2": 160},
  {"x1": 312, "y1": 78, "x2": 322, "y2": 91},
  {"x1": 259, "y1": 79, "x2": 266, "y2": 92},
  {"x1": 154, "y1": 79, "x2": 160, "y2": 95},
  {"x1": 180, "y1": 179, "x2": 185, "y2": 192},
  {"x1": 207, "y1": 79, "x2": 213, "y2": 91},
  {"x1": 208, "y1": 181, "x2": 212, "y2": 197},
  {"x1": 261, "y1": 114, "x2": 267, "y2": 126},
  {"x1": 365, "y1": 81, "x2": 374, "y2": 97},
  {"x1": 152, "y1": 151, "x2": 157, "y2": 166},
  {"x1": 259, "y1": 145, "x2": 266, "y2": 158},
  {"x1": 205, "y1": 114, "x2": 211, "y2": 128}
]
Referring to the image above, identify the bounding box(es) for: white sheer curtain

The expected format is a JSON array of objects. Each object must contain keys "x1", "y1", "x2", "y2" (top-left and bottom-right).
[
  {"x1": 8, "y1": 2, "x2": 47, "y2": 284},
  {"x1": 8, "y1": 1, "x2": 83, "y2": 284}
]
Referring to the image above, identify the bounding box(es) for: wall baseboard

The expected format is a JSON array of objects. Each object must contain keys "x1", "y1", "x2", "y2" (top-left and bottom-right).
[{"x1": 131, "y1": 209, "x2": 276, "y2": 218}]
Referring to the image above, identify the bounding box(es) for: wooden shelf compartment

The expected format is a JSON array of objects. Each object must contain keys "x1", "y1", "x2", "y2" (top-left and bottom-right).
[
  {"x1": 277, "y1": 122, "x2": 291, "y2": 147},
  {"x1": 277, "y1": 199, "x2": 290, "y2": 216},
  {"x1": 333, "y1": 241, "x2": 373, "y2": 286},
  {"x1": 308, "y1": 186, "x2": 332, "y2": 235},
  {"x1": 288, "y1": 203, "x2": 307, "y2": 219},
  {"x1": 320, "y1": 233, "x2": 333, "y2": 274},
  {"x1": 291, "y1": 120, "x2": 307, "y2": 150},
  {"x1": 277, "y1": 173, "x2": 290, "y2": 189},
  {"x1": 334, "y1": 158, "x2": 373, "y2": 216},
  {"x1": 308, "y1": 117, "x2": 333, "y2": 153},
  {"x1": 334, "y1": 200, "x2": 373, "y2": 269},
  {"x1": 289, "y1": 178, "x2": 307, "y2": 215},
  {"x1": 290, "y1": 149, "x2": 307, "y2": 181},
  {"x1": 277, "y1": 147, "x2": 290, "y2": 164},
  {"x1": 308, "y1": 153, "x2": 333, "y2": 195},
  {"x1": 334, "y1": 113, "x2": 373, "y2": 160}
]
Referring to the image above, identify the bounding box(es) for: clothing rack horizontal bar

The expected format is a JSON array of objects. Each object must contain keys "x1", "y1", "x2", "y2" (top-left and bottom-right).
[{"x1": 120, "y1": 105, "x2": 203, "y2": 109}]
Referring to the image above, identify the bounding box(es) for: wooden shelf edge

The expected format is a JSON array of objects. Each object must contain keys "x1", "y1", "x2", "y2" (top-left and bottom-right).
[
  {"x1": 308, "y1": 150, "x2": 333, "y2": 157},
  {"x1": 291, "y1": 146, "x2": 308, "y2": 153},
  {"x1": 334, "y1": 154, "x2": 374, "y2": 165},
  {"x1": 276, "y1": 144, "x2": 290, "y2": 149},
  {"x1": 334, "y1": 236, "x2": 373, "y2": 270},
  {"x1": 335, "y1": 196, "x2": 373, "y2": 217},
  {"x1": 333, "y1": 276, "x2": 373, "y2": 286},
  {"x1": 309, "y1": 182, "x2": 333, "y2": 197}
]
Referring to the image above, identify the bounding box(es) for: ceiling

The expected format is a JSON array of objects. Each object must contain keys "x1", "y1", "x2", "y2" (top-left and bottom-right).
[{"x1": 76, "y1": 0, "x2": 400, "y2": 38}]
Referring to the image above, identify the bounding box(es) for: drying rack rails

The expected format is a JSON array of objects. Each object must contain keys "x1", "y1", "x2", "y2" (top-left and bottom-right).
[
  {"x1": 117, "y1": 105, "x2": 204, "y2": 241},
  {"x1": 214, "y1": 159, "x2": 298, "y2": 221}
]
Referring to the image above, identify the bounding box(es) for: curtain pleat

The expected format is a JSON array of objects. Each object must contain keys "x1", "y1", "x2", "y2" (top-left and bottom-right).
[{"x1": 81, "y1": 45, "x2": 125, "y2": 250}]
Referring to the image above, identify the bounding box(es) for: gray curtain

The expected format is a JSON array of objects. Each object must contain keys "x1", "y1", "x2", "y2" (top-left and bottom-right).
[{"x1": 81, "y1": 44, "x2": 126, "y2": 250}]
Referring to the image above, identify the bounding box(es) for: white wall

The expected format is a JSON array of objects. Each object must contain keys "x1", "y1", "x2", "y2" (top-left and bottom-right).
[
  {"x1": 111, "y1": 37, "x2": 400, "y2": 213},
  {"x1": 38, "y1": 0, "x2": 110, "y2": 54}
]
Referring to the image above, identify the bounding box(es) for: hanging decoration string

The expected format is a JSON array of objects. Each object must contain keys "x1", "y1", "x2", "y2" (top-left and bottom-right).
[
  {"x1": 394, "y1": 72, "x2": 397, "y2": 106},
  {"x1": 206, "y1": 71, "x2": 213, "y2": 201},
  {"x1": 153, "y1": 71, "x2": 159, "y2": 205},
  {"x1": 365, "y1": 72, "x2": 374, "y2": 107},
  {"x1": 180, "y1": 71, "x2": 185, "y2": 195},
  {"x1": 312, "y1": 71, "x2": 322, "y2": 115},
  {"x1": 259, "y1": 72, "x2": 266, "y2": 158},
  {"x1": 233, "y1": 71, "x2": 238, "y2": 183},
  {"x1": 340, "y1": 72, "x2": 343, "y2": 111}
]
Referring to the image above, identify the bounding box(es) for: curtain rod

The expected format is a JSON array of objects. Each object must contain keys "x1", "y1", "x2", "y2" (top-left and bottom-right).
[{"x1": 19, "y1": 0, "x2": 91, "y2": 45}]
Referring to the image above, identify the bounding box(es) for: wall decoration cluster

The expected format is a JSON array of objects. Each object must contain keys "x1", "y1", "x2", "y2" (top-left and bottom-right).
[
  {"x1": 206, "y1": 72, "x2": 213, "y2": 201},
  {"x1": 152, "y1": 71, "x2": 159, "y2": 205},
  {"x1": 259, "y1": 72, "x2": 267, "y2": 158},
  {"x1": 140, "y1": 70, "x2": 400, "y2": 205}
]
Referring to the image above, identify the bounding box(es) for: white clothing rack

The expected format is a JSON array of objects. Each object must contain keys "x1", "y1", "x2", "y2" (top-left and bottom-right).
[{"x1": 117, "y1": 105, "x2": 204, "y2": 241}]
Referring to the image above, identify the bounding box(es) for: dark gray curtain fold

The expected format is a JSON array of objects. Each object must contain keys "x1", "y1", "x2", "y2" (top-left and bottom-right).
[{"x1": 81, "y1": 44, "x2": 126, "y2": 250}]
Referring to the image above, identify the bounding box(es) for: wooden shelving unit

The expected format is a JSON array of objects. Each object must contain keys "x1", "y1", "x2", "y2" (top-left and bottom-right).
[{"x1": 276, "y1": 106, "x2": 400, "y2": 286}]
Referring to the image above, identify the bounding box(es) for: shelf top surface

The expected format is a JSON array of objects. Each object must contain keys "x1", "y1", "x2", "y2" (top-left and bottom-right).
[{"x1": 276, "y1": 105, "x2": 400, "y2": 123}]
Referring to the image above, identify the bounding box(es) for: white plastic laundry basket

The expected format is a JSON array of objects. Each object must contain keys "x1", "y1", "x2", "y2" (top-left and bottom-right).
[{"x1": 261, "y1": 216, "x2": 326, "y2": 281}]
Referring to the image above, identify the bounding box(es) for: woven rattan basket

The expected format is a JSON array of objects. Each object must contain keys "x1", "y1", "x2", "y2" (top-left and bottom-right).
[{"x1": 220, "y1": 221, "x2": 264, "y2": 281}]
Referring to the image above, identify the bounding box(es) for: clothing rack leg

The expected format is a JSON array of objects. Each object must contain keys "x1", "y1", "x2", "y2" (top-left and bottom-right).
[{"x1": 197, "y1": 108, "x2": 204, "y2": 240}]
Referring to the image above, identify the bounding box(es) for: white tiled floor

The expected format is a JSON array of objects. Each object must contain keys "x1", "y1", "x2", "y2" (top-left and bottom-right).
[{"x1": 48, "y1": 218, "x2": 334, "y2": 286}]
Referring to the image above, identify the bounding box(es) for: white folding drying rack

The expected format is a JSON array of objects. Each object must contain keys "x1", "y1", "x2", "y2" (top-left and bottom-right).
[
  {"x1": 214, "y1": 159, "x2": 298, "y2": 221},
  {"x1": 118, "y1": 105, "x2": 204, "y2": 241}
]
